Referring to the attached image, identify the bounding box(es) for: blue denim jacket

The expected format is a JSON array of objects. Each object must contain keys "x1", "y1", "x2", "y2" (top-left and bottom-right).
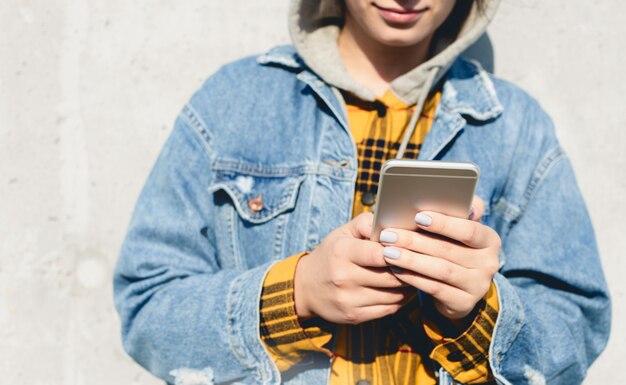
[{"x1": 113, "y1": 46, "x2": 611, "y2": 385}]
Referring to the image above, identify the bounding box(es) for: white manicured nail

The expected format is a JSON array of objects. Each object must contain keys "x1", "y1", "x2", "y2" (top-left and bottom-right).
[
  {"x1": 415, "y1": 213, "x2": 432, "y2": 226},
  {"x1": 383, "y1": 246, "x2": 401, "y2": 259},
  {"x1": 380, "y1": 230, "x2": 398, "y2": 243}
]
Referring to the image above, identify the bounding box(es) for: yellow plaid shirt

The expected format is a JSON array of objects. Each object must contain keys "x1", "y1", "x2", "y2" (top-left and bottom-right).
[{"x1": 259, "y1": 90, "x2": 499, "y2": 385}]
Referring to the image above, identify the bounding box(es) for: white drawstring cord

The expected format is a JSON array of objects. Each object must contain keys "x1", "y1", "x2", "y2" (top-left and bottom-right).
[
  {"x1": 395, "y1": 67, "x2": 439, "y2": 159},
  {"x1": 331, "y1": 66, "x2": 439, "y2": 160}
]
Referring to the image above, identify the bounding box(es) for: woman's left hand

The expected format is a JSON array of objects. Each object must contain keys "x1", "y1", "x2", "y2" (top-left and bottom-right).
[{"x1": 379, "y1": 204, "x2": 501, "y2": 320}]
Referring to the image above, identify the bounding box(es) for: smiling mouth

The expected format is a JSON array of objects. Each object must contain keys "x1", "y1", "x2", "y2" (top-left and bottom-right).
[
  {"x1": 372, "y1": 3, "x2": 427, "y2": 24},
  {"x1": 373, "y1": 3, "x2": 424, "y2": 14}
]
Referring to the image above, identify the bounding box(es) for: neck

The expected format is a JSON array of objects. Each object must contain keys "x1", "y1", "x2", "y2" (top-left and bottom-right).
[{"x1": 338, "y1": 16, "x2": 432, "y2": 97}]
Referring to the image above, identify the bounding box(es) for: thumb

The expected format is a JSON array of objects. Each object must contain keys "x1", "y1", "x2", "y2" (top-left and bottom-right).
[
  {"x1": 347, "y1": 212, "x2": 373, "y2": 239},
  {"x1": 470, "y1": 195, "x2": 485, "y2": 222}
]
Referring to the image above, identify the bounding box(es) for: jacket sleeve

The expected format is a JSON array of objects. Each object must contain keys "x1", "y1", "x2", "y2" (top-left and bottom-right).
[
  {"x1": 113, "y1": 108, "x2": 280, "y2": 385},
  {"x1": 487, "y1": 106, "x2": 611, "y2": 384}
]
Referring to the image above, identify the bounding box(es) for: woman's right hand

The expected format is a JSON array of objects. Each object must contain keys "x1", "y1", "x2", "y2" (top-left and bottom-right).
[{"x1": 294, "y1": 213, "x2": 411, "y2": 325}]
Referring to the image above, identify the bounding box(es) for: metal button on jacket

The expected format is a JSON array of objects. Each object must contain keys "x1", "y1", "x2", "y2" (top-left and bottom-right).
[
  {"x1": 247, "y1": 194, "x2": 264, "y2": 212},
  {"x1": 356, "y1": 380, "x2": 371, "y2": 385}
]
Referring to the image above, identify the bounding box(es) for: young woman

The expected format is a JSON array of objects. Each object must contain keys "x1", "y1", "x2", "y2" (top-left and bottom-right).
[{"x1": 114, "y1": 1, "x2": 611, "y2": 384}]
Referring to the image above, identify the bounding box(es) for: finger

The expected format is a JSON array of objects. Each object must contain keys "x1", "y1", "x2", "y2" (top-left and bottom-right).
[
  {"x1": 343, "y1": 303, "x2": 404, "y2": 324},
  {"x1": 391, "y1": 269, "x2": 474, "y2": 310},
  {"x1": 413, "y1": 211, "x2": 496, "y2": 248},
  {"x1": 344, "y1": 238, "x2": 388, "y2": 268},
  {"x1": 348, "y1": 212, "x2": 374, "y2": 240},
  {"x1": 351, "y1": 287, "x2": 411, "y2": 307},
  {"x1": 381, "y1": 246, "x2": 476, "y2": 290},
  {"x1": 352, "y1": 266, "x2": 406, "y2": 289},
  {"x1": 380, "y1": 228, "x2": 476, "y2": 267},
  {"x1": 470, "y1": 195, "x2": 485, "y2": 222}
]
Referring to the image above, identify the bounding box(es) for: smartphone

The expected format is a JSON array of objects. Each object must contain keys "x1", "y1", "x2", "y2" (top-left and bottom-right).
[{"x1": 370, "y1": 159, "x2": 480, "y2": 242}]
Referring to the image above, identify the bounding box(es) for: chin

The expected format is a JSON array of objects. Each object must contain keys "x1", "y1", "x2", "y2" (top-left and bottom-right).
[{"x1": 373, "y1": 29, "x2": 431, "y2": 48}]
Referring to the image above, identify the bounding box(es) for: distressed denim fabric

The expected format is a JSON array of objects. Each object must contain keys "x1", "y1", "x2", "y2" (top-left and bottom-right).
[{"x1": 113, "y1": 45, "x2": 611, "y2": 385}]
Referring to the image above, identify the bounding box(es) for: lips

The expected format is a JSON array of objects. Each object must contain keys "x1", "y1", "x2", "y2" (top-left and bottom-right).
[{"x1": 373, "y1": 3, "x2": 426, "y2": 24}]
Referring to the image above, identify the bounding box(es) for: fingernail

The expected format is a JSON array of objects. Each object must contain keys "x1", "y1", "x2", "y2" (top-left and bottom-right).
[
  {"x1": 383, "y1": 246, "x2": 401, "y2": 259},
  {"x1": 380, "y1": 230, "x2": 398, "y2": 243},
  {"x1": 414, "y1": 213, "x2": 432, "y2": 227},
  {"x1": 468, "y1": 208, "x2": 475, "y2": 220},
  {"x1": 390, "y1": 266, "x2": 404, "y2": 274}
]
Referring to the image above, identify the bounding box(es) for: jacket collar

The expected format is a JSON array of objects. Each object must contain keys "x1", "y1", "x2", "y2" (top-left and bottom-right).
[
  {"x1": 439, "y1": 57, "x2": 503, "y2": 121},
  {"x1": 257, "y1": 45, "x2": 303, "y2": 70},
  {"x1": 258, "y1": 46, "x2": 503, "y2": 123}
]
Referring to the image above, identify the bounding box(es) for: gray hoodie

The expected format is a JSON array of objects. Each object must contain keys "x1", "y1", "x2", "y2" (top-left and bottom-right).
[
  {"x1": 289, "y1": 0, "x2": 500, "y2": 157},
  {"x1": 289, "y1": 0, "x2": 500, "y2": 105}
]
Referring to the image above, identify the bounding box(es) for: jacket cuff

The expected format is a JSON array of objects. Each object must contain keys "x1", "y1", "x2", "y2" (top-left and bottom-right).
[
  {"x1": 423, "y1": 281, "x2": 500, "y2": 384},
  {"x1": 227, "y1": 262, "x2": 282, "y2": 385},
  {"x1": 487, "y1": 272, "x2": 526, "y2": 383},
  {"x1": 259, "y1": 252, "x2": 333, "y2": 372}
]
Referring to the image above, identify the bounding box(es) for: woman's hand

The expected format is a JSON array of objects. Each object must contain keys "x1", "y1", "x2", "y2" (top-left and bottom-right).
[
  {"x1": 380, "y1": 197, "x2": 501, "y2": 320},
  {"x1": 294, "y1": 213, "x2": 412, "y2": 325}
]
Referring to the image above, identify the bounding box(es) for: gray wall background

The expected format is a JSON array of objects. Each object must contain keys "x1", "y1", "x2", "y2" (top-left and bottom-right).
[{"x1": 1, "y1": 0, "x2": 624, "y2": 383}]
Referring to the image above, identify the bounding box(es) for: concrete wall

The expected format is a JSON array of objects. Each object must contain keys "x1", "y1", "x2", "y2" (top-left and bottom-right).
[{"x1": 1, "y1": 1, "x2": 623, "y2": 383}]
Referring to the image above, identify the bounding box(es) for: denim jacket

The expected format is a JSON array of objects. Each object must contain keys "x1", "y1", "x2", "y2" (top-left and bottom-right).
[{"x1": 113, "y1": 45, "x2": 611, "y2": 385}]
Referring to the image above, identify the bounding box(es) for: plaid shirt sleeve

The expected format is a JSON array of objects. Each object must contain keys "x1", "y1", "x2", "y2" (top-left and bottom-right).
[
  {"x1": 422, "y1": 281, "x2": 500, "y2": 384},
  {"x1": 259, "y1": 252, "x2": 334, "y2": 372}
]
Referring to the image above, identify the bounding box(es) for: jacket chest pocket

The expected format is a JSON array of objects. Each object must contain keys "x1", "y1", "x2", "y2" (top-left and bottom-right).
[{"x1": 208, "y1": 169, "x2": 306, "y2": 269}]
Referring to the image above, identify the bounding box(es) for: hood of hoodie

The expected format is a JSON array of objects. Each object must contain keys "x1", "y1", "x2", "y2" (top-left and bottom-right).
[{"x1": 288, "y1": 0, "x2": 500, "y2": 104}]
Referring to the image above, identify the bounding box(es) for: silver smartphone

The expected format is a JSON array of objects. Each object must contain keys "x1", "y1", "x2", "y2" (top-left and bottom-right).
[{"x1": 370, "y1": 159, "x2": 480, "y2": 242}]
